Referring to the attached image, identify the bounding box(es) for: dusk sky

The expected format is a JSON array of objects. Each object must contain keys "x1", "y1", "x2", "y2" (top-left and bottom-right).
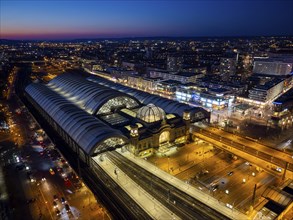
[{"x1": 1, "y1": 0, "x2": 293, "y2": 40}]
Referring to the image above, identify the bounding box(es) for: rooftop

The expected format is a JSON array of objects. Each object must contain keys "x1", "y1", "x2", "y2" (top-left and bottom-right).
[
  {"x1": 253, "y1": 78, "x2": 284, "y2": 91},
  {"x1": 208, "y1": 88, "x2": 229, "y2": 94},
  {"x1": 176, "y1": 72, "x2": 203, "y2": 77},
  {"x1": 158, "y1": 79, "x2": 182, "y2": 85},
  {"x1": 273, "y1": 86, "x2": 293, "y2": 104}
]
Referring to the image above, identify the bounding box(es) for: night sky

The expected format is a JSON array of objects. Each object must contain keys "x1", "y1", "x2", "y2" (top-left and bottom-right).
[{"x1": 1, "y1": 0, "x2": 293, "y2": 40}]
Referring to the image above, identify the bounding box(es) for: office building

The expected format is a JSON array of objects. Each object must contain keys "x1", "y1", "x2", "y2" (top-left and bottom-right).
[
  {"x1": 248, "y1": 78, "x2": 285, "y2": 103},
  {"x1": 150, "y1": 70, "x2": 204, "y2": 84},
  {"x1": 253, "y1": 61, "x2": 293, "y2": 76},
  {"x1": 167, "y1": 56, "x2": 183, "y2": 71},
  {"x1": 220, "y1": 57, "x2": 237, "y2": 81}
]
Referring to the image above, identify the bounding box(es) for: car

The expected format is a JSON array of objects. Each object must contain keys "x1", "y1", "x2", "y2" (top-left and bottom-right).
[
  {"x1": 41, "y1": 176, "x2": 46, "y2": 181},
  {"x1": 56, "y1": 209, "x2": 61, "y2": 216},
  {"x1": 29, "y1": 176, "x2": 36, "y2": 183},
  {"x1": 210, "y1": 181, "x2": 217, "y2": 187},
  {"x1": 203, "y1": 169, "x2": 209, "y2": 174},
  {"x1": 70, "y1": 172, "x2": 79, "y2": 179},
  {"x1": 26, "y1": 198, "x2": 36, "y2": 204},
  {"x1": 276, "y1": 167, "x2": 282, "y2": 172},
  {"x1": 65, "y1": 204, "x2": 70, "y2": 213},
  {"x1": 51, "y1": 149, "x2": 61, "y2": 158},
  {"x1": 61, "y1": 197, "x2": 66, "y2": 204},
  {"x1": 74, "y1": 182, "x2": 82, "y2": 189},
  {"x1": 26, "y1": 171, "x2": 32, "y2": 178},
  {"x1": 212, "y1": 185, "x2": 219, "y2": 192},
  {"x1": 53, "y1": 195, "x2": 59, "y2": 201},
  {"x1": 64, "y1": 178, "x2": 71, "y2": 187},
  {"x1": 49, "y1": 168, "x2": 55, "y2": 175},
  {"x1": 16, "y1": 164, "x2": 25, "y2": 171},
  {"x1": 228, "y1": 171, "x2": 234, "y2": 176},
  {"x1": 53, "y1": 201, "x2": 58, "y2": 209},
  {"x1": 61, "y1": 158, "x2": 68, "y2": 164}
]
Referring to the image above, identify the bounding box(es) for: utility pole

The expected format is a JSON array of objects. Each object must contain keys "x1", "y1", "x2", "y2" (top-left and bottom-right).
[
  {"x1": 282, "y1": 162, "x2": 289, "y2": 181},
  {"x1": 252, "y1": 184, "x2": 257, "y2": 207}
]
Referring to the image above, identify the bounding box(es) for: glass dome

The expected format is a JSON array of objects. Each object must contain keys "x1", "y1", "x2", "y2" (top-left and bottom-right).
[{"x1": 136, "y1": 104, "x2": 165, "y2": 123}]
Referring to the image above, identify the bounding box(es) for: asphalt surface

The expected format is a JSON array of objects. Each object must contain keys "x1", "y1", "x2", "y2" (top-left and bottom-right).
[{"x1": 147, "y1": 142, "x2": 277, "y2": 214}]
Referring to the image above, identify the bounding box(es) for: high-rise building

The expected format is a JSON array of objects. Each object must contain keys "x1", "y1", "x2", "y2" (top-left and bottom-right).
[
  {"x1": 219, "y1": 57, "x2": 237, "y2": 81},
  {"x1": 167, "y1": 56, "x2": 183, "y2": 71}
]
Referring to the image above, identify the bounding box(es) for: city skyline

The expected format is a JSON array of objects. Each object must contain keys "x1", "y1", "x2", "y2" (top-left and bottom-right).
[
  {"x1": 1, "y1": 15, "x2": 293, "y2": 219},
  {"x1": 1, "y1": 0, "x2": 293, "y2": 40}
]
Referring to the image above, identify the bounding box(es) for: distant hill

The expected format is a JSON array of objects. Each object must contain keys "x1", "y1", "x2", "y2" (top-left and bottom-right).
[
  {"x1": 1, "y1": 35, "x2": 292, "y2": 44},
  {"x1": 0, "y1": 39, "x2": 24, "y2": 45}
]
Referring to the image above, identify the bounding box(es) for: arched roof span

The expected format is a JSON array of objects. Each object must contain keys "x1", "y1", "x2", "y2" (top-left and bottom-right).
[
  {"x1": 25, "y1": 83, "x2": 128, "y2": 155},
  {"x1": 48, "y1": 74, "x2": 140, "y2": 114},
  {"x1": 87, "y1": 75, "x2": 209, "y2": 118}
]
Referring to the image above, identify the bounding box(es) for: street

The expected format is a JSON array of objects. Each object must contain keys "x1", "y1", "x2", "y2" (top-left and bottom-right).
[{"x1": 0, "y1": 96, "x2": 110, "y2": 220}]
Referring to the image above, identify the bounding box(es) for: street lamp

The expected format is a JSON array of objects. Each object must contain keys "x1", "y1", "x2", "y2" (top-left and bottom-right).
[{"x1": 167, "y1": 156, "x2": 170, "y2": 173}]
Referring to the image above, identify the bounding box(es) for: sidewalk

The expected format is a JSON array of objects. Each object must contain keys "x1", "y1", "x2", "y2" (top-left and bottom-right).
[
  {"x1": 0, "y1": 164, "x2": 10, "y2": 220},
  {"x1": 94, "y1": 157, "x2": 180, "y2": 220},
  {"x1": 69, "y1": 185, "x2": 111, "y2": 220},
  {"x1": 119, "y1": 149, "x2": 250, "y2": 220}
]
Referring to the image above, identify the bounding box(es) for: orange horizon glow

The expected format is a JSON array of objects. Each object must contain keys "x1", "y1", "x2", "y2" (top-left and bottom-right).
[{"x1": 0, "y1": 26, "x2": 166, "y2": 40}]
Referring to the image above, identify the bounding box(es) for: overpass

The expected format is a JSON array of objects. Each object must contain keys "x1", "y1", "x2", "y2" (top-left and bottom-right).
[{"x1": 192, "y1": 126, "x2": 293, "y2": 179}]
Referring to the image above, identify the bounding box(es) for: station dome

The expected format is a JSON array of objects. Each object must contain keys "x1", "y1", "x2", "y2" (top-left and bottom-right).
[{"x1": 136, "y1": 104, "x2": 165, "y2": 123}]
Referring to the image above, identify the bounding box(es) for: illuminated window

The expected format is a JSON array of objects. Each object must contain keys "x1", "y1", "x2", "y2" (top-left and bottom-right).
[
  {"x1": 137, "y1": 104, "x2": 165, "y2": 123},
  {"x1": 159, "y1": 131, "x2": 170, "y2": 144},
  {"x1": 94, "y1": 137, "x2": 125, "y2": 154},
  {"x1": 97, "y1": 96, "x2": 139, "y2": 115}
]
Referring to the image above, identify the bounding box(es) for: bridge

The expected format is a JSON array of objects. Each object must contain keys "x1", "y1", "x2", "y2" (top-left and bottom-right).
[{"x1": 192, "y1": 126, "x2": 293, "y2": 179}]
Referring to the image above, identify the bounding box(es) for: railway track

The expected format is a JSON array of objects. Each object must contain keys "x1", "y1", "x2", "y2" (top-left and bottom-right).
[{"x1": 107, "y1": 151, "x2": 229, "y2": 220}]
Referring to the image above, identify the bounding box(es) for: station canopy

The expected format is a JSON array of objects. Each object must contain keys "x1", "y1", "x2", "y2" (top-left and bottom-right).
[
  {"x1": 87, "y1": 75, "x2": 210, "y2": 120},
  {"x1": 25, "y1": 83, "x2": 128, "y2": 156},
  {"x1": 48, "y1": 74, "x2": 140, "y2": 115}
]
